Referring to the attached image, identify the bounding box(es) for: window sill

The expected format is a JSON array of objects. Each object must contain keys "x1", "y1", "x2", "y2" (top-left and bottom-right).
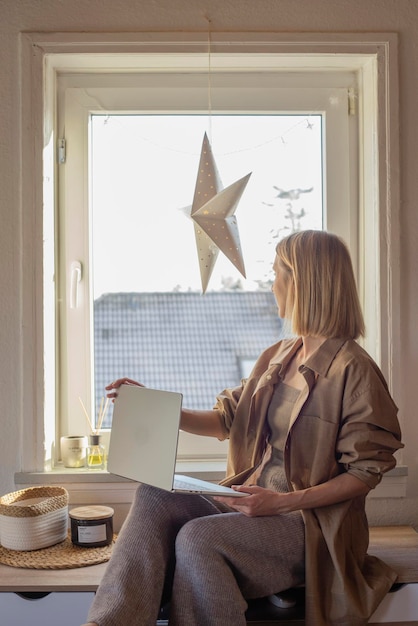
[
  {"x1": 15, "y1": 464, "x2": 407, "y2": 499},
  {"x1": 15, "y1": 459, "x2": 226, "y2": 489}
]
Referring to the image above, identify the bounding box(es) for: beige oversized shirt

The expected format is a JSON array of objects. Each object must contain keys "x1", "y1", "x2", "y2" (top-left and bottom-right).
[{"x1": 215, "y1": 337, "x2": 403, "y2": 626}]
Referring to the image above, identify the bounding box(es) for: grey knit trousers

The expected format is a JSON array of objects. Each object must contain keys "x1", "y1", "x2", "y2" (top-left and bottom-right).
[{"x1": 86, "y1": 484, "x2": 305, "y2": 626}]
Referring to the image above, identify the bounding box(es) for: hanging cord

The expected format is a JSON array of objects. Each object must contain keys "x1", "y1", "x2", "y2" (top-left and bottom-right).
[{"x1": 206, "y1": 16, "x2": 213, "y2": 143}]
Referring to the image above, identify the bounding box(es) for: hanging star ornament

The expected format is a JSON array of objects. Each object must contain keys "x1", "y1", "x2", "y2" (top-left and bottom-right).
[{"x1": 188, "y1": 132, "x2": 251, "y2": 293}]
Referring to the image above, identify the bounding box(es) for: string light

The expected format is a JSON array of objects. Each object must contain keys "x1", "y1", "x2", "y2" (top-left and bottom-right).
[{"x1": 98, "y1": 114, "x2": 317, "y2": 158}]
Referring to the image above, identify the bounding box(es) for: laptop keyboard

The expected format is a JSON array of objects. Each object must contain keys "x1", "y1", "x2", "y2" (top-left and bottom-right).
[{"x1": 173, "y1": 477, "x2": 202, "y2": 491}]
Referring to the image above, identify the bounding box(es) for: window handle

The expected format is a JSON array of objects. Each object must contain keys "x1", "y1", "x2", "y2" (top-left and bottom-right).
[{"x1": 70, "y1": 261, "x2": 82, "y2": 309}]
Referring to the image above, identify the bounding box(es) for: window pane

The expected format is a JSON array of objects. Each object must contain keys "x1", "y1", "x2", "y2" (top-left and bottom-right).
[{"x1": 90, "y1": 115, "x2": 323, "y2": 428}]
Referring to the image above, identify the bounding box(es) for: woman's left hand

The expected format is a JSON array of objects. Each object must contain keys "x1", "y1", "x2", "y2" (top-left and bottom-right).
[
  {"x1": 214, "y1": 473, "x2": 371, "y2": 517},
  {"x1": 105, "y1": 378, "x2": 144, "y2": 400},
  {"x1": 214, "y1": 485, "x2": 294, "y2": 517}
]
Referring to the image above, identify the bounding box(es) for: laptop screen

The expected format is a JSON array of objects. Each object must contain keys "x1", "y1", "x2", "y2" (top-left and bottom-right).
[{"x1": 107, "y1": 385, "x2": 183, "y2": 489}]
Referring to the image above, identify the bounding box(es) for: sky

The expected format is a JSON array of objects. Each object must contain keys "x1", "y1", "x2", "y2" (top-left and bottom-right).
[{"x1": 91, "y1": 114, "x2": 323, "y2": 297}]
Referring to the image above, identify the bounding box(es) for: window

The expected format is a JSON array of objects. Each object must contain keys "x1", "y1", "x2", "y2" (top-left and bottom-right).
[
  {"x1": 55, "y1": 60, "x2": 356, "y2": 462},
  {"x1": 19, "y1": 34, "x2": 396, "y2": 475}
]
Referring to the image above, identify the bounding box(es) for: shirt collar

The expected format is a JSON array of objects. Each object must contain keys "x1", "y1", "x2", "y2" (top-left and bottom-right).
[{"x1": 270, "y1": 336, "x2": 347, "y2": 379}]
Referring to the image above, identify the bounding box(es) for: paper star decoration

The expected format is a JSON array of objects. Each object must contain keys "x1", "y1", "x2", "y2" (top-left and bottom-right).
[{"x1": 188, "y1": 133, "x2": 251, "y2": 293}]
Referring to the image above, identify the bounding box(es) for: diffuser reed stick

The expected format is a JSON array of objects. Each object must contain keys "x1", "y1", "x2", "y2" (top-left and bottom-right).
[
  {"x1": 78, "y1": 396, "x2": 109, "y2": 434},
  {"x1": 97, "y1": 397, "x2": 110, "y2": 433}
]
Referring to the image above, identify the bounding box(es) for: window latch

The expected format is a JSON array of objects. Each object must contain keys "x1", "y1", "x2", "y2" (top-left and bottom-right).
[
  {"x1": 70, "y1": 261, "x2": 82, "y2": 309},
  {"x1": 58, "y1": 138, "x2": 66, "y2": 164}
]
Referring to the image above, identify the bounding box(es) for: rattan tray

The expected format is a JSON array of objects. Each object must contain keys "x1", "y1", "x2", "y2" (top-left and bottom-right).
[{"x1": 0, "y1": 532, "x2": 116, "y2": 569}]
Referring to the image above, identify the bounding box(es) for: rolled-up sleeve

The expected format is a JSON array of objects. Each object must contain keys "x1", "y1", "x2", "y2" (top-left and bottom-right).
[
  {"x1": 213, "y1": 381, "x2": 246, "y2": 440},
  {"x1": 337, "y1": 383, "x2": 403, "y2": 489}
]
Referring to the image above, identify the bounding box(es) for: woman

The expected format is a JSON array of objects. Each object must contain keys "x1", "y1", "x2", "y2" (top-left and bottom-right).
[{"x1": 83, "y1": 230, "x2": 403, "y2": 626}]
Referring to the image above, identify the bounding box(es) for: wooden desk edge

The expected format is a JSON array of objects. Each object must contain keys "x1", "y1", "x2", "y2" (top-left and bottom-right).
[
  {"x1": 0, "y1": 561, "x2": 107, "y2": 592},
  {"x1": 0, "y1": 526, "x2": 416, "y2": 593}
]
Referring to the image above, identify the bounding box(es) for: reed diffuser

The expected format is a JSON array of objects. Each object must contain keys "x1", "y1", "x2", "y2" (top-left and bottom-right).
[{"x1": 78, "y1": 396, "x2": 109, "y2": 470}]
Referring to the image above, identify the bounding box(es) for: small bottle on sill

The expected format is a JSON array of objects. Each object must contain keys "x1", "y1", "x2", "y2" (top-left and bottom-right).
[{"x1": 87, "y1": 434, "x2": 106, "y2": 470}]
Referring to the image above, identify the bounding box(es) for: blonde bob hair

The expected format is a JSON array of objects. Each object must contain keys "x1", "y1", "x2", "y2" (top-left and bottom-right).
[{"x1": 275, "y1": 230, "x2": 365, "y2": 339}]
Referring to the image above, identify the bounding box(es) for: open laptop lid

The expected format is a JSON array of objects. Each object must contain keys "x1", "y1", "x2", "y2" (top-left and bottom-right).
[{"x1": 107, "y1": 384, "x2": 183, "y2": 490}]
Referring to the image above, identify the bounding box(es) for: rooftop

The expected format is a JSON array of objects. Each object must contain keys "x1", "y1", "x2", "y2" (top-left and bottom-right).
[{"x1": 94, "y1": 291, "x2": 284, "y2": 425}]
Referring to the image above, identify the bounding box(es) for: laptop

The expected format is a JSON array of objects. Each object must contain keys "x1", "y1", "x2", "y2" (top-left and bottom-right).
[{"x1": 107, "y1": 384, "x2": 248, "y2": 497}]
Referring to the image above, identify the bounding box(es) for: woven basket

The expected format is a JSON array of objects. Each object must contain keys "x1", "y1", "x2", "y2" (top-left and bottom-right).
[{"x1": 0, "y1": 486, "x2": 69, "y2": 551}]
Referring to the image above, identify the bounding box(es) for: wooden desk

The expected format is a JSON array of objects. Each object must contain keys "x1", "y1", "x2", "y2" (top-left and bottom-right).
[
  {"x1": 0, "y1": 526, "x2": 417, "y2": 626},
  {"x1": 368, "y1": 525, "x2": 418, "y2": 584}
]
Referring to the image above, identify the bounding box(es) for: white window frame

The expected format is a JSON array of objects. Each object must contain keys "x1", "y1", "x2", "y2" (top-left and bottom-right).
[
  {"x1": 57, "y1": 70, "x2": 355, "y2": 461},
  {"x1": 18, "y1": 32, "x2": 401, "y2": 475}
]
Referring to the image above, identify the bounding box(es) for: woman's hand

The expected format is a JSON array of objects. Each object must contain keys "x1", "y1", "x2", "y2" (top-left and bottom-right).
[
  {"x1": 105, "y1": 378, "x2": 144, "y2": 400},
  {"x1": 214, "y1": 473, "x2": 370, "y2": 517},
  {"x1": 214, "y1": 485, "x2": 295, "y2": 517}
]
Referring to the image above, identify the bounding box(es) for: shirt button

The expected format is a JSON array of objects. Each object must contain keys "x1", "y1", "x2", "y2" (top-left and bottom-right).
[{"x1": 266, "y1": 374, "x2": 272, "y2": 380}]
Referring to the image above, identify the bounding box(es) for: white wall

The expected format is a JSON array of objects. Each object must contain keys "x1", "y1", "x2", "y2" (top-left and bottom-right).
[{"x1": 0, "y1": 0, "x2": 417, "y2": 527}]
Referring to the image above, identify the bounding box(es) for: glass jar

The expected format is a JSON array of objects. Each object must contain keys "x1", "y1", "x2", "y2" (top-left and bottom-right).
[
  {"x1": 87, "y1": 434, "x2": 106, "y2": 470},
  {"x1": 70, "y1": 505, "x2": 114, "y2": 547}
]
